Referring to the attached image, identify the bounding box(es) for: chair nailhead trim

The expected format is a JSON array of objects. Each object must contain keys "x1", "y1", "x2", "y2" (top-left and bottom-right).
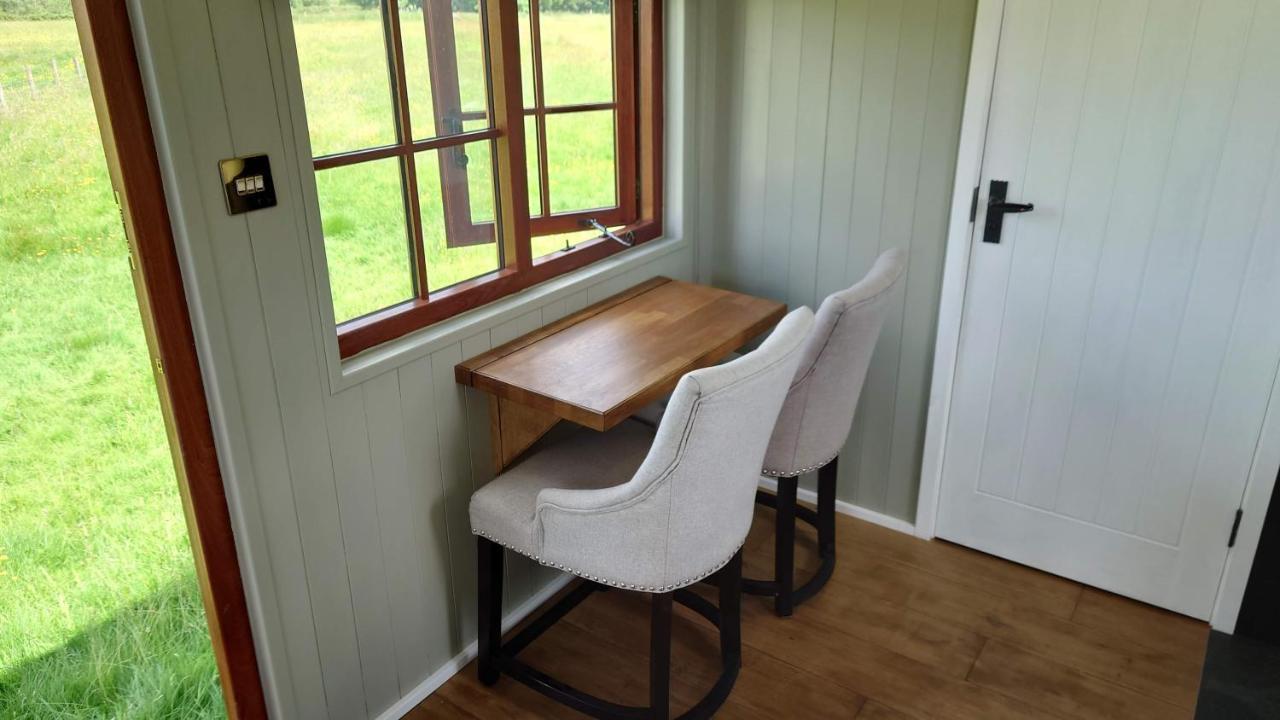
[
  {"x1": 762, "y1": 453, "x2": 839, "y2": 478},
  {"x1": 473, "y1": 531, "x2": 743, "y2": 592}
]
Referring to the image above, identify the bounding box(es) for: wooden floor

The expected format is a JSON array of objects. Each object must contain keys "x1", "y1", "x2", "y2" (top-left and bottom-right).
[{"x1": 412, "y1": 503, "x2": 1210, "y2": 719}]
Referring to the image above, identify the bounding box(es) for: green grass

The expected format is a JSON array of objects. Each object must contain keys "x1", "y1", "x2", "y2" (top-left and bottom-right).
[
  {"x1": 0, "y1": 16, "x2": 225, "y2": 719},
  {"x1": 2, "y1": 5, "x2": 623, "y2": 717}
]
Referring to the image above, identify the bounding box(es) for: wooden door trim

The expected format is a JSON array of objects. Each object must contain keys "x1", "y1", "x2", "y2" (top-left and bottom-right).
[
  {"x1": 72, "y1": 2, "x2": 268, "y2": 718},
  {"x1": 915, "y1": 0, "x2": 1006, "y2": 542}
]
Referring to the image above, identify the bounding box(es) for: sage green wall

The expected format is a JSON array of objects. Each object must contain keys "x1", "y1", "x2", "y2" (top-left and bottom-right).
[{"x1": 700, "y1": 0, "x2": 977, "y2": 522}]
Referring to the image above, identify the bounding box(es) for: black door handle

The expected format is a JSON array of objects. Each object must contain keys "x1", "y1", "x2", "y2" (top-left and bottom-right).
[{"x1": 983, "y1": 180, "x2": 1034, "y2": 244}]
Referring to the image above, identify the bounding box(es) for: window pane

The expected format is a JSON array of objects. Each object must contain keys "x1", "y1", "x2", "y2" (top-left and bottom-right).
[
  {"x1": 316, "y1": 159, "x2": 415, "y2": 323},
  {"x1": 518, "y1": 0, "x2": 536, "y2": 108},
  {"x1": 547, "y1": 110, "x2": 616, "y2": 213},
  {"x1": 526, "y1": 116, "x2": 543, "y2": 217},
  {"x1": 400, "y1": 0, "x2": 492, "y2": 141},
  {"x1": 540, "y1": 2, "x2": 614, "y2": 107},
  {"x1": 417, "y1": 140, "x2": 502, "y2": 291},
  {"x1": 292, "y1": 4, "x2": 397, "y2": 156}
]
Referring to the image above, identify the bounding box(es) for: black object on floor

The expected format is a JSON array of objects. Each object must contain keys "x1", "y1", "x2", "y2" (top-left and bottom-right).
[{"x1": 1195, "y1": 631, "x2": 1280, "y2": 720}]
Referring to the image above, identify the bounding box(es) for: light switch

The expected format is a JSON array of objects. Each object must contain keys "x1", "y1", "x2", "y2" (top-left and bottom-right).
[{"x1": 218, "y1": 155, "x2": 277, "y2": 215}]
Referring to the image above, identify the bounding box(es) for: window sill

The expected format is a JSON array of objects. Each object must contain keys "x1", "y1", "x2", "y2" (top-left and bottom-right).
[{"x1": 331, "y1": 234, "x2": 688, "y2": 391}]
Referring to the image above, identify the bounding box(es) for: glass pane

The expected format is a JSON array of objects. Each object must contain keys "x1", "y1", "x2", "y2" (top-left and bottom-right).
[
  {"x1": 540, "y1": 1, "x2": 614, "y2": 107},
  {"x1": 547, "y1": 110, "x2": 616, "y2": 213},
  {"x1": 526, "y1": 116, "x2": 543, "y2": 217},
  {"x1": 316, "y1": 159, "x2": 415, "y2": 323},
  {"x1": 417, "y1": 140, "x2": 502, "y2": 291},
  {"x1": 292, "y1": 3, "x2": 397, "y2": 156},
  {"x1": 533, "y1": 228, "x2": 602, "y2": 259},
  {"x1": 518, "y1": 0, "x2": 536, "y2": 108},
  {"x1": 400, "y1": 0, "x2": 492, "y2": 141}
]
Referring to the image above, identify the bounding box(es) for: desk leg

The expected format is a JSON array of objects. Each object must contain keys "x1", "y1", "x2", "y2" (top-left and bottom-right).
[{"x1": 489, "y1": 396, "x2": 560, "y2": 474}]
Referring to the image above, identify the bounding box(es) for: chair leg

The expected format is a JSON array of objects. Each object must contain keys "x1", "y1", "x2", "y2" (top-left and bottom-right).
[
  {"x1": 477, "y1": 536, "x2": 504, "y2": 686},
  {"x1": 817, "y1": 457, "x2": 838, "y2": 559},
  {"x1": 649, "y1": 592, "x2": 673, "y2": 720},
  {"x1": 774, "y1": 476, "x2": 798, "y2": 617},
  {"x1": 719, "y1": 551, "x2": 743, "y2": 669}
]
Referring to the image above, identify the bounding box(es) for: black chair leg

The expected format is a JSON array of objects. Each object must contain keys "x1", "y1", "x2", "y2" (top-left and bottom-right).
[
  {"x1": 650, "y1": 592, "x2": 673, "y2": 720},
  {"x1": 774, "y1": 476, "x2": 798, "y2": 617},
  {"x1": 719, "y1": 551, "x2": 742, "y2": 669},
  {"x1": 817, "y1": 457, "x2": 838, "y2": 559},
  {"x1": 477, "y1": 536, "x2": 504, "y2": 686}
]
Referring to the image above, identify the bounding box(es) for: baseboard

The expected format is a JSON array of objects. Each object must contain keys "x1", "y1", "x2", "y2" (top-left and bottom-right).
[
  {"x1": 377, "y1": 573, "x2": 574, "y2": 720},
  {"x1": 756, "y1": 477, "x2": 916, "y2": 536}
]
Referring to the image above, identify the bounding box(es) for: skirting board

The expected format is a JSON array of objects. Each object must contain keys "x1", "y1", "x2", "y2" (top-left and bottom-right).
[
  {"x1": 380, "y1": 479, "x2": 913, "y2": 719},
  {"x1": 378, "y1": 572, "x2": 574, "y2": 720},
  {"x1": 757, "y1": 476, "x2": 917, "y2": 536}
]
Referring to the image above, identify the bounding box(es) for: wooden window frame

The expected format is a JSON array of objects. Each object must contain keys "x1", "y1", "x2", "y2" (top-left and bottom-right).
[
  {"x1": 72, "y1": 2, "x2": 267, "y2": 718},
  {"x1": 320, "y1": 0, "x2": 663, "y2": 359}
]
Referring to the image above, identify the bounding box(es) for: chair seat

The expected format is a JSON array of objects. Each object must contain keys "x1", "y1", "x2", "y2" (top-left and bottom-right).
[{"x1": 469, "y1": 419, "x2": 656, "y2": 563}]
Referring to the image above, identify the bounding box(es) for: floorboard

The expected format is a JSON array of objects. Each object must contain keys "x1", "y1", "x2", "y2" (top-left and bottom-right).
[{"x1": 417, "y1": 502, "x2": 1210, "y2": 719}]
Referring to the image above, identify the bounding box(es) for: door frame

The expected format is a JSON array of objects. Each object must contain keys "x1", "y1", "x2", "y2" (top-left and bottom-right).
[
  {"x1": 72, "y1": 2, "x2": 268, "y2": 716},
  {"x1": 915, "y1": 0, "x2": 1280, "y2": 632}
]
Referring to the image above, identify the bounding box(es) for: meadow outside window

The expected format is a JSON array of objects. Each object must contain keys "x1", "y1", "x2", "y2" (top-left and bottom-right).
[{"x1": 289, "y1": 0, "x2": 663, "y2": 357}]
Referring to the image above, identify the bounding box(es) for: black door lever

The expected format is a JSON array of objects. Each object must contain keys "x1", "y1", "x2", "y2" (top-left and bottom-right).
[{"x1": 983, "y1": 179, "x2": 1034, "y2": 244}]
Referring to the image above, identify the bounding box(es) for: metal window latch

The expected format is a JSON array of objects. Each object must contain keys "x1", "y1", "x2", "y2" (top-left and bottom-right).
[
  {"x1": 582, "y1": 218, "x2": 635, "y2": 248},
  {"x1": 444, "y1": 112, "x2": 468, "y2": 168}
]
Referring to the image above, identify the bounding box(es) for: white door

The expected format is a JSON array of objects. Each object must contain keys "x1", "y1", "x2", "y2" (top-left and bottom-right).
[{"x1": 938, "y1": 0, "x2": 1280, "y2": 619}]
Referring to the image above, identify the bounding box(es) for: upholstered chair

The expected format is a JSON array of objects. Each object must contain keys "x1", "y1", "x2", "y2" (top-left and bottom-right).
[
  {"x1": 469, "y1": 307, "x2": 814, "y2": 720},
  {"x1": 746, "y1": 249, "x2": 907, "y2": 616}
]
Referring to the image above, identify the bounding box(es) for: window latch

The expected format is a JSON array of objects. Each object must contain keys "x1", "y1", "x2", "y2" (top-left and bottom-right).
[
  {"x1": 582, "y1": 218, "x2": 635, "y2": 248},
  {"x1": 444, "y1": 112, "x2": 468, "y2": 168}
]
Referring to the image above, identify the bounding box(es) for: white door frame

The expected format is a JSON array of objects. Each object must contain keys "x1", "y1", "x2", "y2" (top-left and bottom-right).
[{"x1": 915, "y1": 0, "x2": 1280, "y2": 632}]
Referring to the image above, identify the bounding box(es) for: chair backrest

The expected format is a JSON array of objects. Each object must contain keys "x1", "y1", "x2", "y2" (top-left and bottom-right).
[
  {"x1": 762, "y1": 248, "x2": 907, "y2": 476},
  {"x1": 631, "y1": 307, "x2": 814, "y2": 585}
]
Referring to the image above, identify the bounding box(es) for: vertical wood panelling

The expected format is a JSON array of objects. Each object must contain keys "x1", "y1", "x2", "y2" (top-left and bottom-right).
[
  {"x1": 394, "y1": 355, "x2": 456, "y2": 674},
  {"x1": 1055, "y1": 0, "x2": 1202, "y2": 523},
  {"x1": 709, "y1": 0, "x2": 976, "y2": 520},
  {"x1": 324, "y1": 387, "x2": 399, "y2": 712},
  {"x1": 1097, "y1": 0, "x2": 1253, "y2": 534},
  {"x1": 885, "y1": 0, "x2": 976, "y2": 520},
  {"x1": 204, "y1": 1, "x2": 369, "y2": 716},
  {"x1": 363, "y1": 373, "x2": 434, "y2": 690},
  {"x1": 852, "y1": 0, "x2": 939, "y2": 511}
]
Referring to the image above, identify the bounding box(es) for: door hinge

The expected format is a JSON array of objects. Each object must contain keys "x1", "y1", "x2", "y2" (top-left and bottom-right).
[
  {"x1": 969, "y1": 185, "x2": 979, "y2": 223},
  {"x1": 1228, "y1": 508, "x2": 1244, "y2": 548}
]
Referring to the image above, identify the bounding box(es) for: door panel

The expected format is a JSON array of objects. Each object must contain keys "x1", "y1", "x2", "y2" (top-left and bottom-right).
[{"x1": 939, "y1": 0, "x2": 1280, "y2": 619}]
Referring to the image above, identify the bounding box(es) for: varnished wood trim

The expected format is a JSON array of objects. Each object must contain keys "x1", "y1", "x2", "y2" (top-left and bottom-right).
[
  {"x1": 311, "y1": 128, "x2": 500, "y2": 170},
  {"x1": 72, "y1": 2, "x2": 267, "y2": 718}
]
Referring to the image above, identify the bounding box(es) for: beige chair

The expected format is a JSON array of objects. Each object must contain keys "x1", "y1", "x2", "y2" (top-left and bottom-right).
[
  {"x1": 469, "y1": 308, "x2": 814, "y2": 719},
  {"x1": 746, "y1": 249, "x2": 907, "y2": 616}
]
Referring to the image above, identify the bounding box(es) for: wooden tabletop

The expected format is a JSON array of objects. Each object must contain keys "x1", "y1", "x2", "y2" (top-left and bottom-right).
[{"x1": 456, "y1": 277, "x2": 786, "y2": 432}]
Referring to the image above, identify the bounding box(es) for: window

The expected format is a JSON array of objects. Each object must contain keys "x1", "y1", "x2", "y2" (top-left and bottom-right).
[{"x1": 290, "y1": 0, "x2": 663, "y2": 357}]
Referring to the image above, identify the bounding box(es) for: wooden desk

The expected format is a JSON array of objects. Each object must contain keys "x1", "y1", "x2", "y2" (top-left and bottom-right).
[{"x1": 456, "y1": 277, "x2": 786, "y2": 472}]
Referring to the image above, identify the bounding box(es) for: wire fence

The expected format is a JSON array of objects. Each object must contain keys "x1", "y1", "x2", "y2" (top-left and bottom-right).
[{"x1": 0, "y1": 54, "x2": 85, "y2": 111}]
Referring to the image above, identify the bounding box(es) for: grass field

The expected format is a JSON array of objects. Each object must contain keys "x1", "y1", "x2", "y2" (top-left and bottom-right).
[{"x1": 1, "y1": 5, "x2": 616, "y2": 718}]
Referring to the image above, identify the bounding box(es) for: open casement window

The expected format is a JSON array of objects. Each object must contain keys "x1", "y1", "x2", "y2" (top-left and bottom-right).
[{"x1": 291, "y1": 0, "x2": 661, "y2": 358}]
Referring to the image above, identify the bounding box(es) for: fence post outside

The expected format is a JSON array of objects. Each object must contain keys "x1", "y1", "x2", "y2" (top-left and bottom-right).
[
  {"x1": 26, "y1": 66, "x2": 36, "y2": 96},
  {"x1": 51, "y1": 58, "x2": 61, "y2": 86},
  {"x1": 73, "y1": 56, "x2": 83, "y2": 79},
  {"x1": 0, "y1": 80, "x2": 6, "y2": 111}
]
